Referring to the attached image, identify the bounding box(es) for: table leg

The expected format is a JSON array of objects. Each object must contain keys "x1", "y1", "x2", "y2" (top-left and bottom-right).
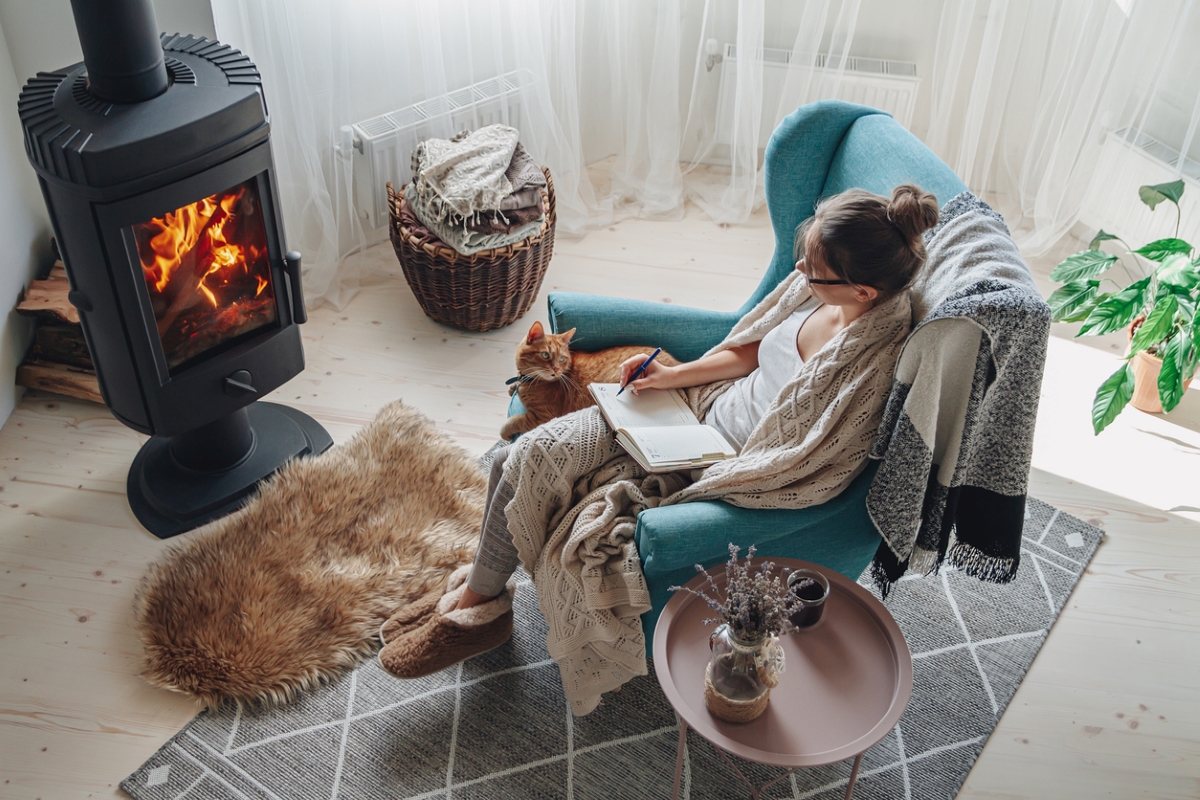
[
  {"x1": 844, "y1": 753, "x2": 864, "y2": 800},
  {"x1": 709, "y1": 740, "x2": 763, "y2": 799},
  {"x1": 672, "y1": 721, "x2": 689, "y2": 800}
]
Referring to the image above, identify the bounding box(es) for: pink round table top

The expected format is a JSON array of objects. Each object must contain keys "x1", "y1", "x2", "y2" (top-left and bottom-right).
[{"x1": 653, "y1": 557, "x2": 913, "y2": 768}]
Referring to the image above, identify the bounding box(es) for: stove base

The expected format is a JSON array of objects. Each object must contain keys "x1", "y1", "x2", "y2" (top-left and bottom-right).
[{"x1": 128, "y1": 401, "x2": 333, "y2": 538}]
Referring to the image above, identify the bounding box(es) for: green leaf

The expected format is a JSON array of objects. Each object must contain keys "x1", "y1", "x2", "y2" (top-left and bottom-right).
[
  {"x1": 1139, "y1": 180, "x2": 1185, "y2": 210},
  {"x1": 1194, "y1": 314, "x2": 1200, "y2": 368},
  {"x1": 1089, "y1": 229, "x2": 1119, "y2": 250},
  {"x1": 1048, "y1": 280, "x2": 1100, "y2": 322},
  {"x1": 1157, "y1": 253, "x2": 1200, "y2": 290},
  {"x1": 1130, "y1": 293, "x2": 1180, "y2": 352},
  {"x1": 1079, "y1": 277, "x2": 1150, "y2": 336},
  {"x1": 1133, "y1": 238, "x2": 1193, "y2": 261},
  {"x1": 1059, "y1": 292, "x2": 1105, "y2": 323},
  {"x1": 1158, "y1": 332, "x2": 1188, "y2": 412},
  {"x1": 1050, "y1": 250, "x2": 1119, "y2": 282},
  {"x1": 1185, "y1": 324, "x2": 1200, "y2": 381},
  {"x1": 1092, "y1": 362, "x2": 1135, "y2": 434},
  {"x1": 1172, "y1": 290, "x2": 1196, "y2": 322}
]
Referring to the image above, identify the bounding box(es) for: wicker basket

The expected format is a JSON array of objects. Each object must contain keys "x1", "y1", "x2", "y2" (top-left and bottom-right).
[{"x1": 388, "y1": 167, "x2": 556, "y2": 332}]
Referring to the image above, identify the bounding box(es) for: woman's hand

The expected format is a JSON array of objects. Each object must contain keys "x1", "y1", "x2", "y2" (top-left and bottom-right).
[
  {"x1": 619, "y1": 354, "x2": 676, "y2": 394},
  {"x1": 618, "y1": 342, "x2": 760, "y2": 394}
]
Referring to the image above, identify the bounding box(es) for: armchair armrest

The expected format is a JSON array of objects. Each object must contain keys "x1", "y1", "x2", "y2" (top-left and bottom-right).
[{"x1": 547, "y1": 292, "x2": 740, "y2": 363}]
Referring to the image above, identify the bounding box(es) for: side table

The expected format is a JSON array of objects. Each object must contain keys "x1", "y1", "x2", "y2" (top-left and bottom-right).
[{"x1": 653, "y1": 557, "x2": 912, "y2": 800}]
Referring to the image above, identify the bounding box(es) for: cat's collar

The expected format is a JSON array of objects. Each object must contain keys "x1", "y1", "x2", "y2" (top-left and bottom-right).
[{"x1": 505, "y1": 374, "x2": 534, "y2": 386}]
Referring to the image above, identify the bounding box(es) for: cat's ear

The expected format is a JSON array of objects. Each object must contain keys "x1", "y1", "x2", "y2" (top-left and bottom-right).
[
  {"x1": 561, "y1": 328, "x2": 576, "y2": 345},
  {"x1": 526, "y1": 321, "x2": 545, "y2": 343}
]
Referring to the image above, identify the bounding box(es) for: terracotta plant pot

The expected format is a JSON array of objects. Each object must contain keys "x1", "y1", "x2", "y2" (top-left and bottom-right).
[{"x1": 1129, "y1": 350, "x2": 1195, "y2": 413}]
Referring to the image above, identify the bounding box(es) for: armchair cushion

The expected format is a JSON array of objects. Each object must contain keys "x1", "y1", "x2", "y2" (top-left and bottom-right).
[
  {"x1": 636, "y1": 461, "x2": 879, "y2": 578},
  {"x1": 638, "y1": 463, "x2": 881, "y2": 645}
]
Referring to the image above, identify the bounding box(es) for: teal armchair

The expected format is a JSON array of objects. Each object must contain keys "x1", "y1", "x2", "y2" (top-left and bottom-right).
[{"x1": 514, "y1": 100, "x2": 968, "y2": 645}]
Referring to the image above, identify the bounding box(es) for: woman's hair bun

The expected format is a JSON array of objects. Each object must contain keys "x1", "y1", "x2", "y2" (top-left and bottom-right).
[{"x1": 887, "y1": 184, "x2": 940, "y2": 239}]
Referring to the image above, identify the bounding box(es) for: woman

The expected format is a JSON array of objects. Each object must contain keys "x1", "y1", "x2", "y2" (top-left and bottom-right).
[{"x1": 379, "y1": 184, "x2": 940, "y2": 714}]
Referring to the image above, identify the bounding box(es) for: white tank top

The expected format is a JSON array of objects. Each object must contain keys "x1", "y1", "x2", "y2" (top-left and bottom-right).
[{"x1": 705, "y1": 299, "x2": 821, "y2": 450}]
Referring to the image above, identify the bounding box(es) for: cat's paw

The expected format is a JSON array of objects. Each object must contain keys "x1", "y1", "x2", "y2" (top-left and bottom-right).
[{"x1": 500, "y1": 412, "x2": 541, "y2": 440}]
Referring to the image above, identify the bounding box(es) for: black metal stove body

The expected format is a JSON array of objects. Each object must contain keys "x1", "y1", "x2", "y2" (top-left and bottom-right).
[{"x1": 17, "y1": 0, "x2": 331, "y2": 537}]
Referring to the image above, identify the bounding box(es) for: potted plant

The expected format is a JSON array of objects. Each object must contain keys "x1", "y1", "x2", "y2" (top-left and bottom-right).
[
  {"x1": 1048, "y1": 179, "x2": 1199, "y2": 433},
  {"x1": 672, "y1": 544, "x2": 797, "y2": 723}
]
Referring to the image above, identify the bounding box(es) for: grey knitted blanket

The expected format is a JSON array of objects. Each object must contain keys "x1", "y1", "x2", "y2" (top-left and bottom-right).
[{"x1": 866, "y1": 193, "x2": 1051, "y2": 595}]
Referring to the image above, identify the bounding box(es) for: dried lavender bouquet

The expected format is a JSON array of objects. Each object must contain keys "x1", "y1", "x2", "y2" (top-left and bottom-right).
[{"x1": 671, "y1": 543, "x2": 802, "y2": 642}]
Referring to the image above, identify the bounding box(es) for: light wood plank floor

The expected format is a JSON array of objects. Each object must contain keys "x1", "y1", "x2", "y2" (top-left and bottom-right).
[{"x1": 1, "y1": 185, "x2": 1198, "y2": 799}]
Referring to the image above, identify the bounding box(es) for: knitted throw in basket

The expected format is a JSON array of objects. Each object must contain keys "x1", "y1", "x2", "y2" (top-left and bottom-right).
[{"x1": 388, "y1": 167, "x2": 556, "y2": 332}]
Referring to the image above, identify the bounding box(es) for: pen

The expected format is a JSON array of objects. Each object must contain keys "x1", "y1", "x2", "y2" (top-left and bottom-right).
[{"x1": 618, "y1": 347, "x2": 662, "y2": 395}]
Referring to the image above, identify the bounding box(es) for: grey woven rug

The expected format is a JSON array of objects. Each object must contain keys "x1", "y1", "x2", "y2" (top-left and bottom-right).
[{"x1": 121, "y1": 497, "x2": 1101, "y2": 800}]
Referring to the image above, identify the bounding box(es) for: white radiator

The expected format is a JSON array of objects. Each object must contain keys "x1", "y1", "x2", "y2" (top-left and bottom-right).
[
  {"x1": 715, "y1": 45, "x2": 920, "y2": 147},
  {"x1": 1080, "y1": 128, "x2": 1200, "y2": 247},
  {"x1": 342, "y1": 70, "x2": 530, "y2": 230}
]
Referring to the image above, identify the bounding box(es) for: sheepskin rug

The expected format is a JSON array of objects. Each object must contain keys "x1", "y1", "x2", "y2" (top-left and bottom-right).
[{"x1": 134, "y1": 400, "x2": 485, "y2": 707}]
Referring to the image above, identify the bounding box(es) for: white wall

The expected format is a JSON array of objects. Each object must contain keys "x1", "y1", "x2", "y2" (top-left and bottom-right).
[
  {"x1": 0, "y1": 0, "x2": 216, "y2": 427},
  {"x1": 0, "y1": 18, "x2": 53, "y2": 424},
  {"x1": 0, "y1": 0, "x2": 216, "y2": 82}
]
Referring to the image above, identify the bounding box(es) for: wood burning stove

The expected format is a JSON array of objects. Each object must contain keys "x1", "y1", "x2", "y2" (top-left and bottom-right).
[{"x1": 17, "y1": 0, "x2": 332, "y2": 537}]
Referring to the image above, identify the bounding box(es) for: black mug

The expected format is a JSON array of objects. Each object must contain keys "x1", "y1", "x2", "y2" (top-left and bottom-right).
[{"x1": 787, "y1": 568, "x2": 830, "y2": 629}]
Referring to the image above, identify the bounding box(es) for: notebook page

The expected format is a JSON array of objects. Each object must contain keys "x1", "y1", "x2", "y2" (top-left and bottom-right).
[
  {"x1": 590, "y1": 384, "x2": 698, "y2": 430},
  {"x1": 622, "y1": 424, "x2": 737, "y2": 465}
]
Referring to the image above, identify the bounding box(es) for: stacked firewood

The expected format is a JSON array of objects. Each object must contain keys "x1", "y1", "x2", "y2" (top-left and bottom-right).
[{"x1": 15, "y1": 241, "x2": 102, "y2": 404}]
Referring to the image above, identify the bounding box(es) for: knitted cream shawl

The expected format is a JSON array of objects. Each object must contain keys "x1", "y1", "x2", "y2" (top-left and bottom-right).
[{"x1": 501, "y1": 271, "x2": 912, "y2": 715}]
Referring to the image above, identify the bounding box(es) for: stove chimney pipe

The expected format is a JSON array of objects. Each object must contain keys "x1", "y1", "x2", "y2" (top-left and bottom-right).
[{"x1": 68, "y1": 0, "x2": 169, "y2": 104}]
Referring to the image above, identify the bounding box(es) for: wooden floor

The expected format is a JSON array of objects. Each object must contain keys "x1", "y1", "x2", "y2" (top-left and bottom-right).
[{"x1": 1, "y1": 185, "x2": 1198, "y2": 799}]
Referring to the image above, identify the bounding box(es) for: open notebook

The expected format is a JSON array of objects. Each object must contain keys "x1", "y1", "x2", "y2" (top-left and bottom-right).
[{"x1": 589, "y1": 383, "x2": 738, "y2": 473}]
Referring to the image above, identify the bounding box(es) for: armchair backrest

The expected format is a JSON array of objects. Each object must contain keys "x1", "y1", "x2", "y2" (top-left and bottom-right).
[{"x1": 747, "y1": 101, "x2": 968, "y2": 317}]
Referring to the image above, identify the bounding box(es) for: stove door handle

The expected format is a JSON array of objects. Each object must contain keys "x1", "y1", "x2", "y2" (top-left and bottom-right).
[{"x1": 283, "y1": 251, "x2": 308, "y2": 324}]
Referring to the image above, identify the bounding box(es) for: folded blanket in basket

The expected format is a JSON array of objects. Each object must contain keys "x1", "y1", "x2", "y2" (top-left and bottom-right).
[
  {"x1": 466, "y1": 203, "x2": 544, "y2": 236},
  {"x1": 411, "y1": 125, "x2": 519, "y2": 222},
  {"x1": 501, "y1": 143, "x2": 547, "y2": 199},
  {"x1": 411, "y1": 128, "x2": 545, "y2": 221},
  {"x1": 404, "y1": 183, "x2": 545, "y2": 255},
  {"x1": 408, "y1": 128, "x2": 547, "y2": 254}
]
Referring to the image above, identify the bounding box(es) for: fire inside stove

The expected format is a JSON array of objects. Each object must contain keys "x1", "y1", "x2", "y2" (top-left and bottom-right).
[{"x1": 133, "y1": 178, "x2": 277, "y2": 371}]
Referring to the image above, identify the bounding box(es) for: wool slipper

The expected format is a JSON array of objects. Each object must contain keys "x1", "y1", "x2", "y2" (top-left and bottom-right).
[
  {"x1": 378, "y1": 564, "x2": 472, "y2": 646},
  {"x1": 379, "y1": 574, "x2": 517, "y2": 679}
]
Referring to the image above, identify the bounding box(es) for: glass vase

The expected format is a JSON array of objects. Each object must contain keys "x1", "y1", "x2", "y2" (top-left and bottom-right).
[{"x1": 704, "y1": 624, "x2": 785, "y2": 723}]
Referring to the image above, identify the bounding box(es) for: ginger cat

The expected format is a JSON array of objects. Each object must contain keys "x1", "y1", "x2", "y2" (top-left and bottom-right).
[{"x1": 500, "y1": 321, "x2": 679, "y2": 440}]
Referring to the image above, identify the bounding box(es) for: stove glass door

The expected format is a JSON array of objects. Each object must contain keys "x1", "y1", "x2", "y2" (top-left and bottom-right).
[{"x1": 132, "y1": 177, "x2": 277, "y2": 373}]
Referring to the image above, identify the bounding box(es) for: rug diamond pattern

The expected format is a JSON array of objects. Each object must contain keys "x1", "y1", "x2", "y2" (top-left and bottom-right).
[{"x1": 122, "y1": 498, "x2": 1101, "y2": 800}]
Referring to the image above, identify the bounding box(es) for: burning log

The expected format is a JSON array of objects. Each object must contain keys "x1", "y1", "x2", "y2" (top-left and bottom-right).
[{"x1": 149, "y1": 195, "x2": 234, "y2": 334}]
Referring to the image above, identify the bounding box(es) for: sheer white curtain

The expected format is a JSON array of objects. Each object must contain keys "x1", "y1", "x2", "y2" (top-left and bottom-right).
[
  {"x1": 681, "y1": 0, "x2": 861, "y2": 223},
  {"x1": 210, "y1": 0, "x2": 862, "y2": 308},
  {"x1": 925, "y1": 0, "x2": 1200, "y2": 254}
]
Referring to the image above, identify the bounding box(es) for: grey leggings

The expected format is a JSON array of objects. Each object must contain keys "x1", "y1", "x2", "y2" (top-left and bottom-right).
[{"x1": 467, "y1": 445, "x2": 522, "y2": 597}]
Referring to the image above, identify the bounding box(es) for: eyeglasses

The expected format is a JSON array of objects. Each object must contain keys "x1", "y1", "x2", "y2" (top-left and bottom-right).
[{"x1": 794, "y1": 258, "x2": 850, "y2": 285}]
